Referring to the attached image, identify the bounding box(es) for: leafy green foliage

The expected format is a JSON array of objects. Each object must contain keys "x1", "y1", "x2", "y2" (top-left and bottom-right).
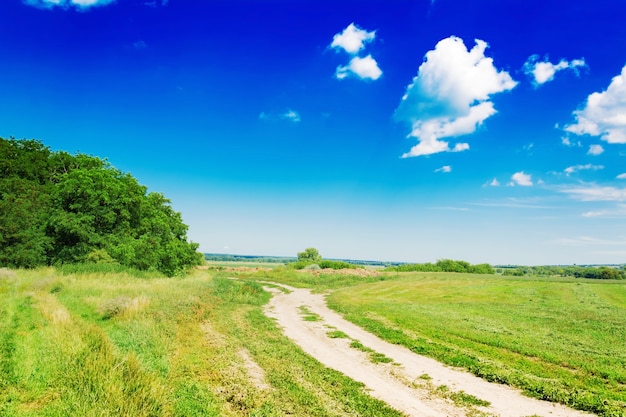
[
  {"x1": 499, "y1": 265, "x2": 625, "y2": 280},
  {"x1": 0, "y1": 137, "x2": 202, "y2": 276},
  {"x1": 296, "y1": 247, "x2": 322, "y2": 263},
  {"x1": 386, "y1": 259, "x2": 495, "y2": 274}
]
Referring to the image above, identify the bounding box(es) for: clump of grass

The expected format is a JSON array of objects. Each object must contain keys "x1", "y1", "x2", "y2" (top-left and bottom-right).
[
  {"x1": 349, "y1": 340, "x2": 394, "y2": 364},
  {"x1": 327, "y1": 330, "x2": 349, "y2": 339},
  {"x1": 100, "y1": 296, "x2": 131, "y2": 320},
  {"x1": 298, "y1": 305, "x2": 322, "y2": 322},
  {"x1": 435, "y1": 385, "x2": 491, "y2": 407},
  {"x1": 418, "y1": 373, "x2": 432, "y2": 380}
]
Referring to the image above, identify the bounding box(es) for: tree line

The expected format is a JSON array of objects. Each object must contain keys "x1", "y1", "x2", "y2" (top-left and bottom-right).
[
  {"x1": 497, "y1": 265, "x2": 625, "y2": 280},
  {"x1": 385, "y1": 259, "x2": 495, "y2": 274},
  {"x1": 0, "y1": 137, "x2": 202, "y2": 276}
]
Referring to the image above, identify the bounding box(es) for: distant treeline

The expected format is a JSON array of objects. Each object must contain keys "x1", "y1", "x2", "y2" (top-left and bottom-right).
[
  {"x1": 204, "y1": 253, "x2": 400, "y2": 267},
  {"x1": 385, "y1": 259, "x2": 495, "y2": 274},
  {"x1": 204, "y1": 253, "x2": 292, "y2": 263},
  {"x1": 496, "y1": 265, "x2": 626, "y2": 280}
]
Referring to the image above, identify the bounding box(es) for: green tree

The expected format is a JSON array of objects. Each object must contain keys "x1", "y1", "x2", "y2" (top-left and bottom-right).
[
  {"x1": 297, "y1": 247, "x2": 322, "y2": 263},
  {"x1": 0, "y1": 137, "x2": 202, "y2": 276}
]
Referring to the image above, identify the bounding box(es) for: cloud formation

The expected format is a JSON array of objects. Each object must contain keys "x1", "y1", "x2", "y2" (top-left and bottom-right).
[
  {"x1": 434, "y1": 165, "x2": 451, "y2": 173},
  {"x1": 566, "y1": 65, "x2": 626, "y2": 144},
  {"x1": 336, "y1": 55, "x2": 382, "y2": 81},
  {"x1": 24, "y1": 0, "x2": 114, "y2": 9},
  {"x1": 331, "y1": 23, "x2": 382, "y2": 82},
  {"x1": 510, "y1": 171, "x2": 533, "y2": 186},
  {"x1": 587, "y1": 144, "x2": 604, "y2": 155},
  {"x1": 561, "y1": 184, "x2": 626, "y2": 201},
  {"x1": 523, "y1": 55, "x2": 586, "y2": 87},
  {"x1": 259, "y1": 110, "x2": 301, "y2": 123},
  {"x1": 395, "y1": 36, "x2": 517, "y2": 157},
  {"x1": 331, "y1": 23, "x2": 376, "y2": 55},
  {"x1": 564, "y1": 164, "x2": 604, "y2": 175},
  {"x1": 281, "y1": 110, "x2": 301, "y2": 123}
]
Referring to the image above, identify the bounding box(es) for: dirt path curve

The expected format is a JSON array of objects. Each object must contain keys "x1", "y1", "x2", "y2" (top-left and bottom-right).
[{"x1": 263, "y1": 283, "x2": 595, "y2": 417}]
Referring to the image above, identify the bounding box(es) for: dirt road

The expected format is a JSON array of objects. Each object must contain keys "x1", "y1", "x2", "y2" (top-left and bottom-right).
[{"x1": 263, "y1": 284, "x2": 595, "y2": 417}]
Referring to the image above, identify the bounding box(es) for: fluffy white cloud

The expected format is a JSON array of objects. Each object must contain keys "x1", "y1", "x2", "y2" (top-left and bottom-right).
[
  {"x1": 523, "y1": 55, "x2": 586, "y2": 87},
  {"x1": 330, "y1": 23, "x2": 376, "y2": 55},
  {"x1": 617, "y1": 173, "x2": 626, "y2": 179},
  {"x1": 489, "y1": 178, "x2": 500, "y2": 186},
  {"x1": 24, "y1": 0, "x2": 114, "y2": 8},
  {"x1": 510, "y1": 171, "x2": 533, "y2": 186},
  {"x1": 434, "y1": 165, "x2": 451, "y2": 173},
  {"x1": 566, "y1": 65, "x2": 626, "y2": 144},
  {"x1": 588, "y1": 144, "x2": 604, "y2": 155},
  {"x1": 564, "y1": 164, "x2": 604, "y2": 175},
  {"x1": 336, "y1": 55, "x2": 382, "y2": 81},
  {"x1": 395, "y1": 36, "x2": 517, "y2": 158}
]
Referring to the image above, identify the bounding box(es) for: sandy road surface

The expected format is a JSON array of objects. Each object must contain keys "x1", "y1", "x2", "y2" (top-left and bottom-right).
[{"x1": 263, "y1": 283, "x2": 595, "y2": 417}]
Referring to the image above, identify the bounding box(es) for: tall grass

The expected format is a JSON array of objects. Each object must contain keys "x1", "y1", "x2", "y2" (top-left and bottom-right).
[{"x1": 0, "y1": 268, "x2": 403, "y2": 417}]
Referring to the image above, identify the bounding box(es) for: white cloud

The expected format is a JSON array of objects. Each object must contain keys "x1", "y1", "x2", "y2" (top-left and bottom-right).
[
  {"x1": 24, "y1": 0, "x2": 114, "y2": 9},
  {"x1": 564, "y1": 164, "x2": 604, "y2": 176},
  {"x1": 336, "y1": 55, "x2": 382, "y2": 81},
  {"x1": 434, "y1": 165, "x2": 451, "y2": 173},
  {"x1": 617, "y1": 173, "x2": 626, "y2": 179},
  {"x1": 330, "y1": 23, "x2": 376, "y2": 55},
  {"x1": 259, "y1": 110, "x2": 301, "y2": 123},
  {"x1": 588, "y1": 144, "x2": 604, "y2": 155},
  {"x1": 510, "y1": 171, "x2": 533, "y2": 186},
  {"x1": 523, "y1": 55, "x2": 586, "y2": 87},
  {"x1": 490, "y1": 178, "x2": 500, "y2": 186},
  {"x1": 281, "y1": 110, "x2": 301, "y2": 123},
  {"x1": 565, "y1": 65, "x2": 626, "y2": 144},
  {"x1": 561, "y1": 184, "x2": 626, "y2": 201},
  {"x1": 395, "y1": 36, "x2": 517, "y2": 158}
]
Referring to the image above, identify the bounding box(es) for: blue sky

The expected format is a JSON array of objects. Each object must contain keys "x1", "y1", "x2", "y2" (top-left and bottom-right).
[{"x1": 2, "y1": 0, "x2": 626, "y2": 265}]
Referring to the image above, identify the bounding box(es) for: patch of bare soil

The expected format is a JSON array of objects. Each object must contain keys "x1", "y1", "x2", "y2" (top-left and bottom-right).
[{"x1": 263, "y1": 283, "x2": 595, "y2": 417}]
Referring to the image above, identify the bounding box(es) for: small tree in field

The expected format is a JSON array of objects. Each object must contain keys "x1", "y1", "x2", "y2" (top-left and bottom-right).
[{"x1": 297, "y1": 247, "x2": 322, "y2": 263}]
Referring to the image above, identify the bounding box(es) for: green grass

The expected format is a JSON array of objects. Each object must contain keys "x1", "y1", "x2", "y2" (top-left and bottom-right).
[
  {"x1": 321, "y1": 272, "x2": 626, "y2": 417},
  {"x1": 0, "y1": 267, "x2": 403, "y2": 417},
  {"x1": 222, "y1": 266, "x2": 390, "y2": 292}
]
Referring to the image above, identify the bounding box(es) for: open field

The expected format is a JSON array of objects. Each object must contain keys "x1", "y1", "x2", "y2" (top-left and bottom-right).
[
  {"x1": 230, "y1": 268, "x2": 626, "y2": 416},
  {"x1": 2, "y1": 266, "x2": 625, "y2": 416},
  {"x1": 0, "y1": 267, "x2": 400, "y2": 417},
  {"x1": 322, "y1": 272, "x2": 626, "y2": 416}
]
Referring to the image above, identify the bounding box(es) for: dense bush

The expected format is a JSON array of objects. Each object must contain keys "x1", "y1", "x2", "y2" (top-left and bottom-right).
[
  {"x1": 0, "y1": 137, "x2": 202, "y2": 276},
  {"x1": 386, "y1": 259, "x2": 495, "y2": 275}
]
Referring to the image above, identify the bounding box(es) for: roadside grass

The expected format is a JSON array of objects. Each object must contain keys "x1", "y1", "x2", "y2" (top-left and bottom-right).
[
  {"x1": 320, "y1": 272, "x2": 626, "y2": 417},
  {"x1": 0, "y1": 267, "x2": 403, "y2": 417}
]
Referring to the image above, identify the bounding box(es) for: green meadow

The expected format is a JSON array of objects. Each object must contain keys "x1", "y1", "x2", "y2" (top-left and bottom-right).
[
  {"x1": 2, "y1": 266, "x2": 626, "y2": 416},
  {"x1": 323, "y1": 272, "x2": 626, "y2": 417},
  {"x1": 0, "y1": 267, "x2": 400, "y2": 417}
]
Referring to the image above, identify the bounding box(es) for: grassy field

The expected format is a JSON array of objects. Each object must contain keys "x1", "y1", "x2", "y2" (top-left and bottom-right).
[
  {"x1": 319, "y1": 272, "x2": 626, "y2": 417},
  {"x1": 3, "y1": 266, "x2": 626, "y2": 416},
  {"x1": 228, "y1": 268, "x2": 626, "y2": 416},
  {"x1": 0, "y1": 267, "x2": 401, "y2": 417}
]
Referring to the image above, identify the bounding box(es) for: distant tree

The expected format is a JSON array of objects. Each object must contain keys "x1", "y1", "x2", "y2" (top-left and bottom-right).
[{"x1": 297, "y1": 247, "x2": 322, "y2": 263}]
